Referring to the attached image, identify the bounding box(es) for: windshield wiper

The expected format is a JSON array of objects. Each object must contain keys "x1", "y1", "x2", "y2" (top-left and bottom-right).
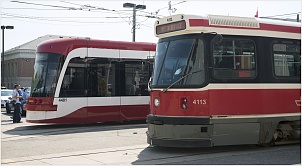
[
  {"x1": 162, "y1": 69, "x2": 203, "y2": 93},
  {"x1": 182, "y1": 39, "x2": 197, "y2": 77}
]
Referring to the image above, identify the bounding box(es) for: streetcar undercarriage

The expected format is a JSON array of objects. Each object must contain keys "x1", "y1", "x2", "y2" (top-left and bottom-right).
[{"x1": 147, "y1": 114, "x2": 301, "y2": 147}]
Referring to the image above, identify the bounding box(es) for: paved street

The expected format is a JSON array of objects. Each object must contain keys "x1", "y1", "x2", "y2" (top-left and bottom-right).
[{"x1": 1, "y1": 108, "x2": 301, "y2": 165}]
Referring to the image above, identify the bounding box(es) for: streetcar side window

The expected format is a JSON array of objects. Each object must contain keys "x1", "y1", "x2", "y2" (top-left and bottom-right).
[
  {"x1": 60, "y1": 58, "x2": 87, "y2": 97},
  {"x1": 121, "y1": 60, "x2": 151, "y2": 96},
  {"x1": 212, "y1": 39, "x2": 256, "y2": 78},
  {"x1": 273, "y1": 42, "x2": 301, "y2": 77},
  {"x1": 87, "y1": 58, "x2": 117, "y2": 97}
]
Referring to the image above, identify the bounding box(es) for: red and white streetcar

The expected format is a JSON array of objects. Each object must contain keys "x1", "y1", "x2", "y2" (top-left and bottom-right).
[
  {"x1": 147, "y1": 14, "x2": 301, "y2": 147},
  {"x1": 25, "y1": 38, "x2": 156, "y2": 124}
]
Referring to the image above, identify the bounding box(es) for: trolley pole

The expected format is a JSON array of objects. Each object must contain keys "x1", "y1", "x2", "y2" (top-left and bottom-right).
[{"x1": 123, "y1": 3, "x2": 146, "y2": 42}]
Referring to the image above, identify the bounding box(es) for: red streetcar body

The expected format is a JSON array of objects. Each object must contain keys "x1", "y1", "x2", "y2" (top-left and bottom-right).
[
  {"x1": 147, "y1": 14, "x2": 301, "y2": 147},
  {"x1": 150, "y1": 88, "x2": 300, "y2": 117},
  {"x1": 26, "y1": 38, "x2": 156, "y2": 124},
  {"x1": 37, "y1": 38, "x2": 156, "y2": 55},
  {"x1": 150, "y1": 90, "x2": 209, "y2": 116}
]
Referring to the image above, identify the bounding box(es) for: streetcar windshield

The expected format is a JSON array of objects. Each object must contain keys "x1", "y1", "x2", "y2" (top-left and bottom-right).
[
  {"x1": 152, "y1": 36, "x2": 205, "y2": 88},
  {"x1": 31, "y1": 53, "x2": 65, "y2": 97}
]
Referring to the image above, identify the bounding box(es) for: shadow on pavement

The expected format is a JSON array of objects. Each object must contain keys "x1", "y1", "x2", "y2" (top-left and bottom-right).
[
  {"x1": 2, "y1": 120, "x2": 147, "y2": 137},
  {"x1": 132, "y1": 144, "x2": 301, "y2": 165},
  {"x1": 131, "y1": 145, "x2": 241, "y2": 165}
]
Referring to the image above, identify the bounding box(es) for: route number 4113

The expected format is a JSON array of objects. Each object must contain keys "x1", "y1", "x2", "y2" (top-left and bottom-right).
[{"x1": 193, "y1": 99, "x2": 206, "y2": 105}]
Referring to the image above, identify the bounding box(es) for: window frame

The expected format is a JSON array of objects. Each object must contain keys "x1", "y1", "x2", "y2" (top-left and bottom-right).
[
  {"x1": 211, "y1": 37, "x2": 257, "y2": 80},
  {"x1": 271, "y1": 40, "x2": 301, "y2": 79},
  {"x1": 152, "y1": 34, "x2": 207, "y2": 89},
  {"x1": 59, "y1": 57, "x2": 153, "y2": 98}
]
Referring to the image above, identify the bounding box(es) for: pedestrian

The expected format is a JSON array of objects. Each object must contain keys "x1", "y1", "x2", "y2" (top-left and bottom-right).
[
  {"x1": 20, "y1": 88, "x2": 27, "y2": 116},
  {"x1": 12, "y1": 84, "x2": 23, "y2": 123},
  {"x1": 14, "y1": 83, "x2": 23, "y2": 97}
]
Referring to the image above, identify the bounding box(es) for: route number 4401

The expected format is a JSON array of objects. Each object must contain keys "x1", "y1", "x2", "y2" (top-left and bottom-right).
[{"x1": 193, "y1": 99, "x2": 206, "y2": 105}]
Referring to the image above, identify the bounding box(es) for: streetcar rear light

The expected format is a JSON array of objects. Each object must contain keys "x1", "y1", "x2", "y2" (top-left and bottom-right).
[
  {"x1": 24, "y1": 97, "x2": 57, "y2": 111},
  {"x1": 180, "y1": 97, "x2": 188, "y2": 110},
  {"x1": 154, "y1": 98, "x2": 160, "y2": 107}
]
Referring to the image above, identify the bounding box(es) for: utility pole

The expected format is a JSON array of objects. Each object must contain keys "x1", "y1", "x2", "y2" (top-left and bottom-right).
[
  {"x1": 123, "y1": 3, "x2": 146, "y2": 42},
  {"x1": 1, "y1": 25, "x2": 14, "y2": 87}
]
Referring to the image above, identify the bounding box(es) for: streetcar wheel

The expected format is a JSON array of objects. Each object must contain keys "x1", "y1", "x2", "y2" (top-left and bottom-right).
[{"x1": 260, "y1": 138, "x2": 275, "y2": 147}]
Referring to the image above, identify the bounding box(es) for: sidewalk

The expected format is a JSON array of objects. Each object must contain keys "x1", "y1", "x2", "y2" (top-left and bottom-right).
[
  {"x1": 2, "y1": 144, "x2": 300, "y2": 165},
  {"x1": 2, "y1": 144, "x2": 148, "y2": 165},
  {"x1": 1, "y1": 144, "x2": 244, "y2": 165}
]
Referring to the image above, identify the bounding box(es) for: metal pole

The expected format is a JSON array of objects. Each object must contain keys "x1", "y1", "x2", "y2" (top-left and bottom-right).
[
  {"x1": 132, "y1": 5, "x2": 136, "y2": 42},
  {"x1": 297, "y1": 14, "x2": 299, "y2": 22},
  {"x1": 2, "y1": 27, "x2": 4, "y2": 86}
]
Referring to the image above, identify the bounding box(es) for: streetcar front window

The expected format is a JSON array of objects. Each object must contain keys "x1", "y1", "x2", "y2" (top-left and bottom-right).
[
  {"x1": 152, "y1": 37, "x2": 205, "y2": 88},
  {"x1": 31, "y1": 53, "x2": 65, "y2": 97}
]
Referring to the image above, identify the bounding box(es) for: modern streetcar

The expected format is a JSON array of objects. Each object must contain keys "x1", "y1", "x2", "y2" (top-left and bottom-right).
[
  {"x1": 25, "y1": 38, "x2": 156, "y2": 124},
  {"x1": 147, "y1": 14, "x2": 301, "y2": 147}
]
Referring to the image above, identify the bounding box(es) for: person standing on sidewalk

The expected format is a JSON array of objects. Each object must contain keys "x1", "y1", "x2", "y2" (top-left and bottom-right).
[{"x1": 12, "y1": 84, "x2": 23, "y2": 123}]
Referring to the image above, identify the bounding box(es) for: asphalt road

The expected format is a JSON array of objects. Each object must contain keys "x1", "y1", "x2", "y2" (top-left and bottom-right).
[{"x1": 1, "y1": 108, "x2": 301, "y2": 165}]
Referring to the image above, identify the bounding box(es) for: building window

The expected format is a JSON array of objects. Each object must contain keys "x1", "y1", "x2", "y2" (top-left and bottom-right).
[
  {"x1": 10, "y1": 63, "x2": 13, "y2": 78},
  {"x1": 15, "y1": 62, "x2": 17, "y2": 78},
  {"x1": 7, "y1": 63, "x2": 10, "y2": 78},
  {"x1": 212, "y1": 38, "x2": 256, "y2": 78},
  {"x1": 273, "y1": 42, "x2": 301, "y2": 77}
]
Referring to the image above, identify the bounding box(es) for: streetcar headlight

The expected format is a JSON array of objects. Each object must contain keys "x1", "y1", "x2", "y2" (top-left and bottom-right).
[
  {"x1": 154, "y1": 98, "x2": 160, "y2": 107},
  {"x1": 180, "y1": 97, "x2": 188, "y2": 110},
  {"x1": 181, "y1": 103, "x2": 187, "y2": 109}
]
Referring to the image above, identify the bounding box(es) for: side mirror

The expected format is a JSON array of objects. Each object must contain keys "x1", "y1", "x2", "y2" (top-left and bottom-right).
[{"x1": 148, "y1": 77, "x2": 153, "y2": 92}]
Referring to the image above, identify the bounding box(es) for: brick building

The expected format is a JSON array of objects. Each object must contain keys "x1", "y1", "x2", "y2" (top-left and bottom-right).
[{"x1": 2, "y1": 35, "x2": 78, "y2": 88}]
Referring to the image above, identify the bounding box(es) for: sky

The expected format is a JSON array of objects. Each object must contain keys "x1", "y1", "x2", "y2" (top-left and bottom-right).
[{"x1": 0, "y1": 0, "x2": 301, "y2": 51}]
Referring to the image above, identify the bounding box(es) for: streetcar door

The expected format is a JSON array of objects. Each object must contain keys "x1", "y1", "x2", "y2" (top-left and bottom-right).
[
  {"x1": 119, "y1": 50, "x2": 152, "y2": 120},
  {"x1": 57, "y1": 53, "x2": 89, "y2": 124},
  {"x1": 86, "y1": 48, "x2": 121, "y2": 123}
]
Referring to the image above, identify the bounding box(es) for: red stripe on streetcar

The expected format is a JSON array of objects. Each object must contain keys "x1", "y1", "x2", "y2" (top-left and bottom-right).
[
  {"x1": 26, "y1": 105, "x2": 149, "y2": 124},
  {"x1": 150, "y1": 89, "x2": 300, "y2": 117},
  {"x1": 37, "y1": 38, "x2": 156, "y2": 56},
  {"x1": 260, "y1": 23, "x2": 301, "y2": 33},
  {"x1": 189, "y1": 19, "x2": 209, "y2": 26}
]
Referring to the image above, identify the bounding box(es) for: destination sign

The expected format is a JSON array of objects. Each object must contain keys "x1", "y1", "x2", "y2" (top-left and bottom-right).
[{"x1": 156, "y1": 20, "x2": 186, "y2": 35}]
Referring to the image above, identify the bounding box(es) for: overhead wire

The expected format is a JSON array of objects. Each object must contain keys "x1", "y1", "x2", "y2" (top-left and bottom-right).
[
  {"x1": 1, "y1": 16, "x2": 101, "y2": 26},
  {"x1": 1, "y1": 12, "x2": 128, "y2": 24},
  {"x1": 10, "y1": 1, "x2": 79, "y2": 10},
  {"x1": 4, "y1": 1, "x2": 160, "y2": 28},
  {"x1": 265, "y1": 12, "x2": 301, "y2": 18},
  {"x1": 1, "y1": 7, "x2": 68, "y2": 10}
]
